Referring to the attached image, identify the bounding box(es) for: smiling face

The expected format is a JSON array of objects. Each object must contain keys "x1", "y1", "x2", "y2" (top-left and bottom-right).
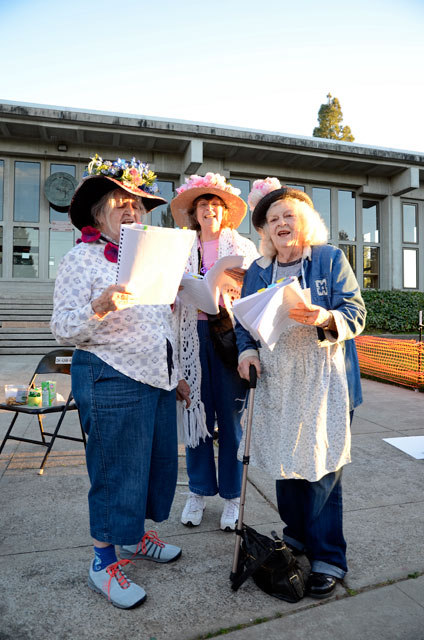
[
  {"x1": 265, "y1": 199, "x2": 304, "y2": 258},
  {"x1": 96, "y1": 188, "x2": 146, "y2": 242},
  {"x1": 195, "y1": 195, "x2": 226, "y2": 238}
]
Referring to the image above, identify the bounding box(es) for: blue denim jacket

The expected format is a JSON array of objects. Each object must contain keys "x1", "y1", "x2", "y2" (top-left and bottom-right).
[{"x1": 235, "y1": 244, "x2": 366, "y2": 410}]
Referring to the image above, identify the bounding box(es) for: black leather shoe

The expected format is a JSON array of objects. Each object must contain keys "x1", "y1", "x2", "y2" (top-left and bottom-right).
[{"x1": 306, "y1": 572, "x2": 337, "y2": 599}]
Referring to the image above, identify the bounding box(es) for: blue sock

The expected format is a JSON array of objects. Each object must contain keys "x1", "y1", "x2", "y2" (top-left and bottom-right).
[{"x1": 93, "y1": 545, "x2": 117, "y2": 572}]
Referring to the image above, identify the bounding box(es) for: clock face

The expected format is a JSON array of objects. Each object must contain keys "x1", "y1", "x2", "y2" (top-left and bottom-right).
[{"x1": 44, "y1": 172, "x2": 78, "y2": 207}]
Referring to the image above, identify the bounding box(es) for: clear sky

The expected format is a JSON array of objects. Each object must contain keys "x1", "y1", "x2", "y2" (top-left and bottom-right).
[{"x1": 1, "y1": 0, "x2": 423, "y2": 152}]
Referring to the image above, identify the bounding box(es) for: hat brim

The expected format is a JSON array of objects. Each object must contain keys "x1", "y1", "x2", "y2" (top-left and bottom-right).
[
  {"x1": 170, "y1": 187, "x2": 247, "y2": 229},
  {"x1": 68, "y1": 175, "x2": 167, "y2": 230},
  {"x1": 252, "y1": 188, "x2": 314, "y2": 230}
]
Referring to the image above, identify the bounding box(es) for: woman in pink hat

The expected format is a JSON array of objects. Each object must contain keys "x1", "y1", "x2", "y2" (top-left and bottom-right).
[{"x1": 171, "y1": 173, "x2": 258, "y2": 531}]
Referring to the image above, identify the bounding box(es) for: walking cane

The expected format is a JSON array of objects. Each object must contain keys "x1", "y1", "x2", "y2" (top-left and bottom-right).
[{"x1": 230, "y1": 364, "x2": 257, "y2": 583}]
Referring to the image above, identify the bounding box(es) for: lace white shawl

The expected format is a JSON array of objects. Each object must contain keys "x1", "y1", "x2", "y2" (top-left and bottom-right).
[{"x1": 176, "y1": 227, "x2": 259, "y2": 447}]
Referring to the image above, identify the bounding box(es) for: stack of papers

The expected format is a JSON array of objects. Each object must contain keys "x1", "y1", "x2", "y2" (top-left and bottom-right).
[
  {"x1": 232, "y1": 277, "x2": 311, "y2": 351},
  {"x1": 178, "y1": 255, "x2": 244, "y2": 314},
  {"x1": 116, "y1": 223, "x2": 196, "y2": 304}
]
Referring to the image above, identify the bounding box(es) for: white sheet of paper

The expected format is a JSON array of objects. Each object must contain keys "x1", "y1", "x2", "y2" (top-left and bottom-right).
[
  {"x1": 116, "y1": 224, "x2": 195, "y2": 304},
  {"x1": 178, "y1": 255, "x2": 244, "y2": 314},
  {"x1": 233, "y1": 277, "x2": 311, "y2": 350},
  {"x1": 383, "y1": 436, "x2": 424, "y2": 460}
]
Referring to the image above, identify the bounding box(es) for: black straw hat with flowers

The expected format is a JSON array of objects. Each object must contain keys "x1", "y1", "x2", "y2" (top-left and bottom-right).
[{"x1": 69, "y1": 154, "x2": 167, "y2": 230}]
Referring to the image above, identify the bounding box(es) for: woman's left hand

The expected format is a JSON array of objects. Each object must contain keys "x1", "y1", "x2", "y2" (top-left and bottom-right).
[
  {"x1": 289, "y1": 302, "x2": 333, "y2": 328},
  {"x1": 176, "y1": 379, "x2": 191, "y2": 408}
]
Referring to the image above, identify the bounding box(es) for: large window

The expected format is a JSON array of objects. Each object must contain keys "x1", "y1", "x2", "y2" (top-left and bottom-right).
[
  {"x1": 362, "y1": 200, "x2": 380, "y2": 288},
  {"x1": 13, "y1": 227, "x2": 39, "y2": 278},
  {"x1": 0, "y1": 159, "x2": 3, "y2": 221},
  {"x1": 403, "y1": 249, "x2": 418, "y2": 289},
  {"x1": 338, "y1": 190, "x2": 356, "y2": 241},
  {"x1": 151, "y1": 180, "x2": 175, "y2": 228},
  {"x1": 402, "y1": 203, "x2": 417, "y2": 243},
  {"x1": 230, "y1": 179, "x2": 251, "y2": 235},
  {"x1": 14, "y1": 161, "x2": 40, "y2": 222},
  {"x1": 0, "y1": 226, "x2": 2, "y2": 278},
  {"x1": 312, "y1": 187, "x2": 331, "y2": 235},
  {"x1": 49, "y1": 163, "x2": 76, "y2": 223},
  {"x1": 402, "y1": 202, "x2": 418, "y2": 289}
]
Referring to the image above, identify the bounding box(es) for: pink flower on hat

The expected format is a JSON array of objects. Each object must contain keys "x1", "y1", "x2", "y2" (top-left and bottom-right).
[
  {"x1": 176, "y1": 173, "x2": 241, "y2": 197},
  {"x1": 247, "y1": 177, "x2": 282, "y2": 212}
]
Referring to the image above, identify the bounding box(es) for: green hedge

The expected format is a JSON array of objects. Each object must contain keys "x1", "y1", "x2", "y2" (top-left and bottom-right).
[{"x1": 361, "y1": 289, "x2": 424, "y2": 333}]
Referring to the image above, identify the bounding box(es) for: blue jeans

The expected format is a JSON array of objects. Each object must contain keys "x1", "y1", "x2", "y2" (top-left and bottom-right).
[
  {"x1": 186, "y1": 321, "x2": 246, "y2": 499},
  {"x1": 72, "y1": 350, "x2": 178, "y2": 546},
  {"x1": 275, "y1": 410, "x2": 354, "y2": 579},
  {"x1": 276, "y1": 468, "x2": 347, "y2": 579}
]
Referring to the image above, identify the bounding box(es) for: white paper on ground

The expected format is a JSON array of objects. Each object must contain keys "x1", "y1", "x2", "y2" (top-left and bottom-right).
[
  {"x1": 383, "y1": 436, "x2": 424, "y2": 460},
  {"x1": 233, "y1": 277, "x2": 311, "y2": 350},
  {"x1": 116, "y1": 224, "x2": 196, "y2": 304},
  {"x1": 178, "y1": 255, "x2": 244, "y2": 314}
]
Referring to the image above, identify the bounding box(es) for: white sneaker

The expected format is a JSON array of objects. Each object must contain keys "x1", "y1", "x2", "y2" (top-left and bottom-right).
[
  {"x1": 220, "y1": 498, "x2": 240, "y2": 531},
  {"x1": 181, "y1": 492, "x2": 206, "y2": 526},
  {"x1": 88, "y1": 559, "x2": 146, "y2": 609}
]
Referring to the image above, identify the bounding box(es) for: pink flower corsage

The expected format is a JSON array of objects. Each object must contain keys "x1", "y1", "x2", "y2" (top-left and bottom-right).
[{"x1": 77, "y1": 225, "x2": 118, "y2": 263}]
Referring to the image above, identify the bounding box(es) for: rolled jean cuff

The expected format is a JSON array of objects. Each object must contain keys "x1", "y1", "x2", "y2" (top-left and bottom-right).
[{"x1": 312, "y1": 560, "x2": 346, "y2": 579}]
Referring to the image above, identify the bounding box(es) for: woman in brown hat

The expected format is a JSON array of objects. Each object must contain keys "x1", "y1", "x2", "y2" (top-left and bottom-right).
[
  {"x1": 171, "y1": 173, "x2": 258, "y2": 531},
  {"x1": 235, "y1": 178, "x2": 366, "y2": 600},
  {"x1": 50, "y1": 155, "x2": 190, "y2": 609}
]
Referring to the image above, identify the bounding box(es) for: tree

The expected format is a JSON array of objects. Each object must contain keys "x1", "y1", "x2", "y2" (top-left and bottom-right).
[{"x1": 313, "y1": 93, "x2": 355, "y2": 142}]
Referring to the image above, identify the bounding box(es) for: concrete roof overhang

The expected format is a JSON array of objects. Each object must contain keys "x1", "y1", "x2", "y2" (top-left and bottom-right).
[{"x1": 1, "y1": 100, "x2": 423, "y2": 183}]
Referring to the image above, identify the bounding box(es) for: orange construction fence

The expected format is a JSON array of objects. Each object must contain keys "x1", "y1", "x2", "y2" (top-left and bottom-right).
[{"x1": 355, "y1": 335, "x2": 424, "y2": 389}]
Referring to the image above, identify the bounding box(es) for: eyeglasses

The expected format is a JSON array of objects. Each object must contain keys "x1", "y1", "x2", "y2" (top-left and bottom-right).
[{"x1": 110, "y1": 196, "x2": 144, "y2": 211}]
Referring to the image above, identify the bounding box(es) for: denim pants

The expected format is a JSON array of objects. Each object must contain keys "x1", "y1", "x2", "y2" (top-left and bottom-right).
[
  {"x1": 72, "y1": 350, "x2": 178, "y2": 546},
  {"x1": 186, "y1": 321, "x2": 246, "y2": 499},
  {"x1": 276, "y1": 468, "x2": 347, "y2": 578}
]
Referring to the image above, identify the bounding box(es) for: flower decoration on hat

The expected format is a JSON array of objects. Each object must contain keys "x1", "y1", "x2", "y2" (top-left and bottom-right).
[
  {"x1": 84, "y1": 154, "x2": 159, "y2": 195},
  {"x1": 176, "y1": 172, "x2": 241, "y2": 197},
  {"x1": 247, "y1": 177, "x2": 282, "y2": 212}
]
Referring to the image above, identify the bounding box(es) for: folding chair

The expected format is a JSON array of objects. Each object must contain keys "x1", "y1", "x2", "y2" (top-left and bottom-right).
[{"x1": 0, "y1": 348, "x2": 86, "y2": 475}]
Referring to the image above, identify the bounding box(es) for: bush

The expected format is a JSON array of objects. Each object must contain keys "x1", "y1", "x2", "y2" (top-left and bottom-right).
[{"x1": 361, "y1": 289, "x2": 424, "y2": 333}]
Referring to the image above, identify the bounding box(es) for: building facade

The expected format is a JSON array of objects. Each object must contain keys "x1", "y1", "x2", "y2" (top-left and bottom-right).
[{"x1": 1, "y1": 100, "x2": 423, "y2": 298}]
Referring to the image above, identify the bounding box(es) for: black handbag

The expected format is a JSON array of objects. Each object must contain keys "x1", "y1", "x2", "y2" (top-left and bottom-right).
[
  {"x1": 230, "y1": 524, "x2": 305, "y2": 603},
  {"x1": 207, "y1": 306, "x2": 239, "y2": 369}
]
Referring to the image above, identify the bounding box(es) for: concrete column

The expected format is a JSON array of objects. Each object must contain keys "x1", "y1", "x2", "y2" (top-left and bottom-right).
[{"x1": 183, "y1": 140, "x2": 203, "y2": 175}]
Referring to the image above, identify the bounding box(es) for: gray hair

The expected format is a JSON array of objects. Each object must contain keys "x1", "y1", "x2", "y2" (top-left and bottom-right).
[{"x1": 259, "y1": 198, "x2": 329, "y2": 259}]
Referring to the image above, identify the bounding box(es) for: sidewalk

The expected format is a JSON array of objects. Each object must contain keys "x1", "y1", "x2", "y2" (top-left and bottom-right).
[{"x1": 1, "y1": 355, "x2": 423, "y2": 640}]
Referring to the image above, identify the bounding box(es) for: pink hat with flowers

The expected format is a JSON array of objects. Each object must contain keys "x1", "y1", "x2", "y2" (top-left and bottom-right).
[{"x1": 170, "y1": 173, "x2": 247, "y2": 229}]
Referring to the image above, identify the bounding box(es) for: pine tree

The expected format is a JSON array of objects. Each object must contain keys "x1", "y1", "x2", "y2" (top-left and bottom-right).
[{"x1": 313, "y1": 93, "x2": 355, "y2": 142}]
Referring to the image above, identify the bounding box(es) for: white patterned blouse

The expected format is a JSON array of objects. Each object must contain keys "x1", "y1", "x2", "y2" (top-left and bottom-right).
[{"x1": 50, "y1": 241, "x2": 180, "y2": 391}]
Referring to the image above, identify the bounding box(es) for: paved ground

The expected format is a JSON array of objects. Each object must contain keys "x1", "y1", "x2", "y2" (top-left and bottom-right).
[{"x1": 1, "y1": 355, "x2": 423, "y2": 640}]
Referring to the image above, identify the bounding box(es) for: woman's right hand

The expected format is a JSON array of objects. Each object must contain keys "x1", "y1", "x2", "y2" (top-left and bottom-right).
[
  {"x1": 91, "y1": 285, "x2": 137, "y2": 318},
  {"x1": 238, "y1": 356, "x2": 261, "y2": 381}
]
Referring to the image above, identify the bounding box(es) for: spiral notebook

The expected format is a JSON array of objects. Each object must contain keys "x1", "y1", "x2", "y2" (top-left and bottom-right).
[{"x1": 116, "y1": 223, "x2": 196, "y2": 304}]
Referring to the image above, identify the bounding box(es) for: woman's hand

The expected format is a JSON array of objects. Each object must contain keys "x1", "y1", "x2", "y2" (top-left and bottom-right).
[
  {"x1": 289, "y1": 302, "x2": 334, "y2": 329},
  {"x1": 238, "y1": 356, "x2": 261, "y2": 381},
  {"x1": 176, "y1": 379, "x2": 191, "y2": 408},
  {"x1": 91, "y1": 285, "x2": 137, "y2": 318}
]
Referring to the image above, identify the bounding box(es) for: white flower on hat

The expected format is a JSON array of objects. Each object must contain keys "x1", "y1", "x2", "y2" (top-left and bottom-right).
[{"x1": 247, "y1": 177, "x2": 282, "y2": 212}]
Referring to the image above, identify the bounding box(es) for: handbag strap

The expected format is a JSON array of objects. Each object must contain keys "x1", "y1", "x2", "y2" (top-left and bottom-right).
[{"x1": 230, "y1": 546, "x2": 275, "y2": 592}]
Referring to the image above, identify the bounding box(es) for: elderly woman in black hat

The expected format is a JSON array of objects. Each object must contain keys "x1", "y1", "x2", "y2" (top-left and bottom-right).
[
  {"x1": 170, "y1": 173, "x2": 258, "y2": 531},
  {"x1": 235, "y1": 179, "x2": 366, "y2": 600},
  {"x1": 51, "y1": 155, "x2": 190, "y2": 609}
]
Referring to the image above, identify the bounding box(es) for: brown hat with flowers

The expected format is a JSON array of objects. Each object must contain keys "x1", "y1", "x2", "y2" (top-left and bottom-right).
[
  {"x1": 69, "y1": 154, "x2": 167, "y2": 230},
  {"x1": 170, "y1": 172, "x2": 247, "y2": 229},
  {"x1": 248, "y1": 178, "x2": 313, "y2": 231}
]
